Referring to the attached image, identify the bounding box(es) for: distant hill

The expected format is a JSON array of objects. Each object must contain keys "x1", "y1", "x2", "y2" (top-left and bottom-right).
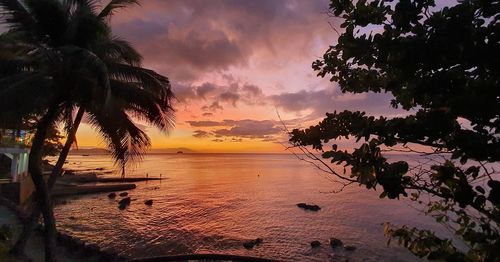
[
  {"x1": 69, "y1": 147, "x2": 195, "y2": 155},
  {"x1": 147, "y1": 148, "x2": 195, "y2": 154}
]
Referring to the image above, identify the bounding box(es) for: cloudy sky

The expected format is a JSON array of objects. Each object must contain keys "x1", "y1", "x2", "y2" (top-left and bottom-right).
[{"x1": 76, "y1": 0, "x2": 401, "y2": 152}]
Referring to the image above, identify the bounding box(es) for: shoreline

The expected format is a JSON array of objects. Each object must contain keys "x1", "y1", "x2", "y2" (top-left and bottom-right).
[
  {"x1": 0, "y1": 168, "x2": 142, "y2": 261},
  {"x1": 0, "y1": 166, "x2": 133, "y2": 261},
  {"x1": 1, "y1": 166, "x2": 279, "y2": 262},
  {"x1": 0, "y1": 204, "x2": 127, "y2": 262}
]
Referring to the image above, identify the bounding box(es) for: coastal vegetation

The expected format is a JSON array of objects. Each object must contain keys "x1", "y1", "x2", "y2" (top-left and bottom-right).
[
  {"x1": 0, "y1": 0, "x2": 174, "y2": 261},
  {"x1": 290, "y1": 1, "x2": 500, "y2": 260},
  {"x1": 0, "y1": 0, "x2": 498, "y2": 261}
]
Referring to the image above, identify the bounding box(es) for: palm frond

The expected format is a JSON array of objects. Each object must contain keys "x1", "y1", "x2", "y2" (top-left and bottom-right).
[
  {"x1": 108, "y1": 62, "x2": 170, "y2": 94},
  {"x1": 110, "y1": 79, "x2": 175, "y2": 132},
  {"x1": 98, "y1": 0, "x2": 139, "y2": 19},
  {"x1": 0, "y1": 0, "x2": 36, "y2": 33},
  {"x1": 66, "y1": 3, "x2": 111, "y2": 48},
  {"x1": 96, "y1": 36, "x2": 142, "y2": 66},
  {"x1": 59, "y1": 45, "x2": 111, "y2": 99},
  {"x1": 63, "y1": 0, "x2": 99, "y2": 14},
  {"x1": 0, "y1": 71, "x2": 40, "y2": 89},
  {"x1": 60, "y1": 103, "x2": 75, "y2": 135},
  {"x1": 85, "y1": 102, "x2": 151, "y2": 168},
  {"x1": 0, "y1": 0, "x2": 174, "y2": 172},
  {"x1": 0, "y1": 74, "x2": 54, "y2": 117},
  {"x1": 22, "y1": 0, "x2": 69, "y2": 45}
]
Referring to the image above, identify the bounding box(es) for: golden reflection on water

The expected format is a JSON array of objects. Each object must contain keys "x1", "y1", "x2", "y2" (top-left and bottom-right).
[{"x1": 54, "y1": 154, "x2": 441, "y2": 261}]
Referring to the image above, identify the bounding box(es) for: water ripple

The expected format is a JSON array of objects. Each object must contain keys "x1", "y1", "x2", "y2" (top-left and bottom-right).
[{"x1": 54, "y1": 154, "x2": 446, "y2": 261}]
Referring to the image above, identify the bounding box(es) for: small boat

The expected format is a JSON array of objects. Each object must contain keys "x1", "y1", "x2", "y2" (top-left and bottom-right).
[{"x1": 176, "y1": 151, "x2": 183, "y2": 154}]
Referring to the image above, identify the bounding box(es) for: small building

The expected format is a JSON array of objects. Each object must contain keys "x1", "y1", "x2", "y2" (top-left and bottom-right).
[{"x1": 0, "y1": 129, "x2": 34, "y2": 205}]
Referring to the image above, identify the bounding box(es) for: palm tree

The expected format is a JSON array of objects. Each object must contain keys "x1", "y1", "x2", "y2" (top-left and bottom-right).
[{"x1": 0, "y1": 1, "x2": 174, "y2": 260}]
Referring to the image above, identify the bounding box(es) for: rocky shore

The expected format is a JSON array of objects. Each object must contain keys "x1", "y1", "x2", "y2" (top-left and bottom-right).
[
  {"x1": 0, "y1": 205, "x2": 126, "y2": 262},
  {"x1": 0, "y1": 166, "x2": 161, "y2": 261}
]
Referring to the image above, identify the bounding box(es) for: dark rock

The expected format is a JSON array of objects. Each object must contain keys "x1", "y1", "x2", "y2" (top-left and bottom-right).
[
  {"x1": 108, "y1": 192, "x2": 117, "y2": 199},
  {"x1": 99, "y1": 250, "x2": 117, "y2": 262},
  {"x1": 75, "y1": 238, "x2": 85, "y2": 248},
  {"x1": 310, "y1": 240, "x2": 322, "y2": 248},
  {"x1": 329, "y1": 237, "x2": 343, "y2": 248},
  {"x1": 118, "y1": 197, "x2": 131, "y2": 205},
  {"x1": 118, "y1": 197, "x2": 131, "y2": 209},
  {"x1": 60, "y1": 233, "x2": 72, "y2": 243},
  {"x1": 119, "y1": 192, "x2": 128, "y2": 197},
  {"x1": 99, "y1": 250, "x2": 118, "y2": 262},
  {"x1": 243, "y1": 238, "x2": 263, "y2": 249},
  {"x1": 144, "y1": 199, "x2": 153, "y2": 206},
  {"x1": 243, "y1": 241, "x2": 255, "y2": 249},
  {"x1": 84, "y1": 244, "x2": 101, "y2": 256},
  {"x1": 344, "y1": 245, "x2": 356, "y2": 251},
  {"x1": 68, "y1": 237, "x2": 85, "y2": 251},
  {"x1": 68, "y1": 216, "x2": 76, "y2": 220},
  {"x1": 56, "y1": 232, "x2": 66, "y2": 242},
  {"x1": 297, "y1": 203, "x2": 321, "y2": 211}
]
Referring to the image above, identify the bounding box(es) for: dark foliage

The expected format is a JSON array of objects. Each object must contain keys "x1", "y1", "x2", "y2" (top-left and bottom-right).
[
  {"x1": 0, "y1": 1, "x2": 175, "y2": 260},
  {"x1": 290, "y1": 1, "x2": 500, "y2": 260}
]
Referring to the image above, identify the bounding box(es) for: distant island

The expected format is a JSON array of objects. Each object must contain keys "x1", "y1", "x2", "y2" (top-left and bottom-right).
[{"x1": 69, "y1": 147, "x2": 195, "y2": 155}]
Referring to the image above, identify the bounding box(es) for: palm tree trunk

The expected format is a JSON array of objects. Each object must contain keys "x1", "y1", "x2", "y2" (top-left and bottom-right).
[
  {"x1": 27, "y1": 104, "x2": 60, "y2": 262},
  {"x1": 10, "y1": 107, "x2": 85, "y2": 257},
  {"x1": 48, "y1": 107, "x2": 84, "y2": 187}
]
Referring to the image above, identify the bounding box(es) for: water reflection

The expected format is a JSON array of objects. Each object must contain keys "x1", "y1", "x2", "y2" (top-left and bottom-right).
[{"x1": 55, "y1": 154, "x2": 444, "y2": 261}]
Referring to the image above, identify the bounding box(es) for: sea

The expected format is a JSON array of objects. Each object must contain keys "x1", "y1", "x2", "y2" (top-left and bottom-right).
[{"x1": 53, "y1": 153, "x2": 451, "y2": 261}]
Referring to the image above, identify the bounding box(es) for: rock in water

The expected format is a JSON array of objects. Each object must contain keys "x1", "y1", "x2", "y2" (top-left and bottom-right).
[
  {"x1": 108, "y1": 192, "x2": 116, "y2": 199},
  {"x1": 344, "y1": 245, "x2": 356, "y2": 251},
  {"x1": 84, "y1": 244, "x2": 101, "y2": 256},
  {"x1": 297, "y1": 203, "x2": 307, "y2": 209},
  {"x1": 329, "y1": 238, "x2": 343, "y2": 248},
  {"x1": 297, "y1": 203, "x2": 321, "y2": 211},
  {"x1": 144, "y1": 200, "x2": 153, "y2": 206},
  {"x1": 310, "y1": 241, "x2": 321, "y2": 248},
  {"x1": 243, "y1": 241, "x2": 255, "y2": 249},
  {"x1": 118, "y1": 197, "x2": 131, "y2": 205},
  {"x1": 118, "y1": 197, "x2": 131, "y2": 210},
  {"x1": 119, "y1": 192, "x2": 128, "y2": 197},
  {"x1": 243, "y1": 238, "x2": 263, "y2": 249}
]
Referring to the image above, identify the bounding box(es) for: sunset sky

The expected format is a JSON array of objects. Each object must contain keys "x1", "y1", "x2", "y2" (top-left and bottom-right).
[{"x1": 75, "y1": 0, "x2": 403, "y2": 153}]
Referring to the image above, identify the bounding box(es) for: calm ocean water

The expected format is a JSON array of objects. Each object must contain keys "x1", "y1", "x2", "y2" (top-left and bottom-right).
[{"x1": 53, "y1": 153, "x2": 447, "y2": 261}]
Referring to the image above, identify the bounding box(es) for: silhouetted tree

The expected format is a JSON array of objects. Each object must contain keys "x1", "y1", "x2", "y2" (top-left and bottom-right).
[
  {"x1": 290, "y1": 1, "x2": 499, "y2": 260},
  {"x1": 0, "y1": 1, "x2": 174, "y2": 260},
  {"x1": 0, "y1": 114, "x2": 63, "y2": 158}
]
